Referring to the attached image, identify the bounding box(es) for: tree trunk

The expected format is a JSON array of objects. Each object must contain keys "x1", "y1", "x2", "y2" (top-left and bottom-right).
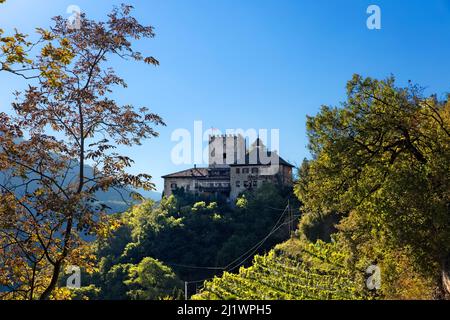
[
  {"x1": 39, "y1": 262, "x2": 62, "y2": 300},
  {"x1": 442, "y1": 256, "x2": 450, "y2": 299}
]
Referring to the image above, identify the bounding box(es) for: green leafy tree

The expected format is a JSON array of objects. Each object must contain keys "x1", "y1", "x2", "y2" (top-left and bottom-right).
[
  {"x1": 125, "y1": 257, "x2": 183, "y2": 300},
  {"x1": 295, "y1": 74, "x2": 450, "y2": 298}
]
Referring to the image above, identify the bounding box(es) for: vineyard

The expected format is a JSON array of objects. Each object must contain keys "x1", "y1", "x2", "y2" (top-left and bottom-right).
[{"x1": 192, "y1": 239, "x2": 368, "y2": 300}]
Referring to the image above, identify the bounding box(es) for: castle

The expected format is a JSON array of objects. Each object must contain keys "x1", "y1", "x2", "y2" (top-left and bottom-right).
[{"x1": 162, "y1": 135, "x2": 294, "y2": 201}]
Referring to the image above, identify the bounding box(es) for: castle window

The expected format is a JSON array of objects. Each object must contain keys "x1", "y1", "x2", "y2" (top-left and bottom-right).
[
  {"x1": 170, "y1": 183, "x2": 177, "y2": 189},
  {"x1": 243, "y1": 168, "x2": 250, "y2": 174},
  {"x1": 244, "y1": 181, "x2": 249, "y2": 188},
  {"x1": 236, "y1": 168, "x2": 240, "y2": 174},
  {"x1": 251, "y1": 168, "x2": 259, "y2": 174},
  {"x1": 236, "y1": 181, "x2": 241, "y2": 187},
  {"x1": 252, "y1": 180, "x2": 257, "y2": 187}
]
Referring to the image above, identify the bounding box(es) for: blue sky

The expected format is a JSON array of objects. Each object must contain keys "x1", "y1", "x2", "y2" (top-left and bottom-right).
[{"x1": 1, "y1": 0, "x2": 450, "y2": 192}]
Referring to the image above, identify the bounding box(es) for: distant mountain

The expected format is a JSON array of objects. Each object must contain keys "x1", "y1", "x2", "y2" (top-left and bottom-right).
[
  {"x1": 0, "y1": 137, "x2": 161, "y2": 213},
  {"x1": 95, "y1": 187, "x2": 161, "y2": 213},
  {"x1": 0, "y1": 168, "x2": 161, "y2": 214},
  {"x1": 0, "y1": 158, "x2": 161, "y2": 215},
  {"x1": 137, "y1": 189, "x2": 162, "y2": 202}
]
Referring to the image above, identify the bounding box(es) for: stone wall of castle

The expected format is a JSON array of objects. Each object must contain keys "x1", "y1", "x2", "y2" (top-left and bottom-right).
[{"x1": 209, "y1": 134, "x2": 246, "y2": 167}]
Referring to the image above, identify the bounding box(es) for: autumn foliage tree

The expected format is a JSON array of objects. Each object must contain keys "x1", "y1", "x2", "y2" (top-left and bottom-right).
[{"x1": 0, "y1": 4, "x2": 164, "y2": 299}]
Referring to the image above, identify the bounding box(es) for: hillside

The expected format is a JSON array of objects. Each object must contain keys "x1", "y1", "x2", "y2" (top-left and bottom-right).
[{"x1": 192, "y1": 238, "x2": 367, "y2": 300}]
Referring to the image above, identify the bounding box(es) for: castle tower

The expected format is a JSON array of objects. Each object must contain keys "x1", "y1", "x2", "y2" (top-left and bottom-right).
[{"x1": 209, "y1": 134, "x2": 246, "y2": 167}]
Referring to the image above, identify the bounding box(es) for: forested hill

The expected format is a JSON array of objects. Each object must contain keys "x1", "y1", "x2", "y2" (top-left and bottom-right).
[{"x1": 71, "y1": 183, "x2": 298, "y2": 300}]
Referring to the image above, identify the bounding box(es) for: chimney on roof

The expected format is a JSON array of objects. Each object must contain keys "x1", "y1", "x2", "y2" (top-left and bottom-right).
[{"x1": 194, "y1": 164, "x2": 197, "y2": 169}]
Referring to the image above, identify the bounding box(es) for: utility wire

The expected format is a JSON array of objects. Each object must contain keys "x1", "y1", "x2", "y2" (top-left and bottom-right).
[
  {"x1": 168, "y1": 203, "x2": 291, "y2": 271},
  {"x1": 266, "y1": 206, "x2": 290, "y2": 211},
  {"x1": 183, "y1": 213, "x2": 301, "y2": 298},
  {"x1": 223, "y1": 204, "x2": 289, "y2": 270},
  {"x1": 184, "y1": 215, "x2": 302, "y2": 290},
  {"x1": 225, "y1": 215, "x2": 300, "y2": 272},
  {"x1": 166, "y1": 263, "x2": 223, "y2": 270}
]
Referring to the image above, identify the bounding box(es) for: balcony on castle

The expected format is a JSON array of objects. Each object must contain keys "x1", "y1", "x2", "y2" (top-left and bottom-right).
[{"x1": 198, "y1": 182, "x2": 231, "y2": 193}]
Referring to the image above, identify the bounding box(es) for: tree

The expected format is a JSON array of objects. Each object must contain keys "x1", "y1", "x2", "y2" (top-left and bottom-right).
[
  {"x1": 295, "y1": 74, "x2": 450, "y2": 298},
  {"x1": 125, "y1": 257, "x2": 183, "y2": 300},
  {"x1": 0, "y1": 4, "x2": 164, "y2": 299},
  {"x1": 0, "y1": 0, "x2": 49, "y2": 80}
]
